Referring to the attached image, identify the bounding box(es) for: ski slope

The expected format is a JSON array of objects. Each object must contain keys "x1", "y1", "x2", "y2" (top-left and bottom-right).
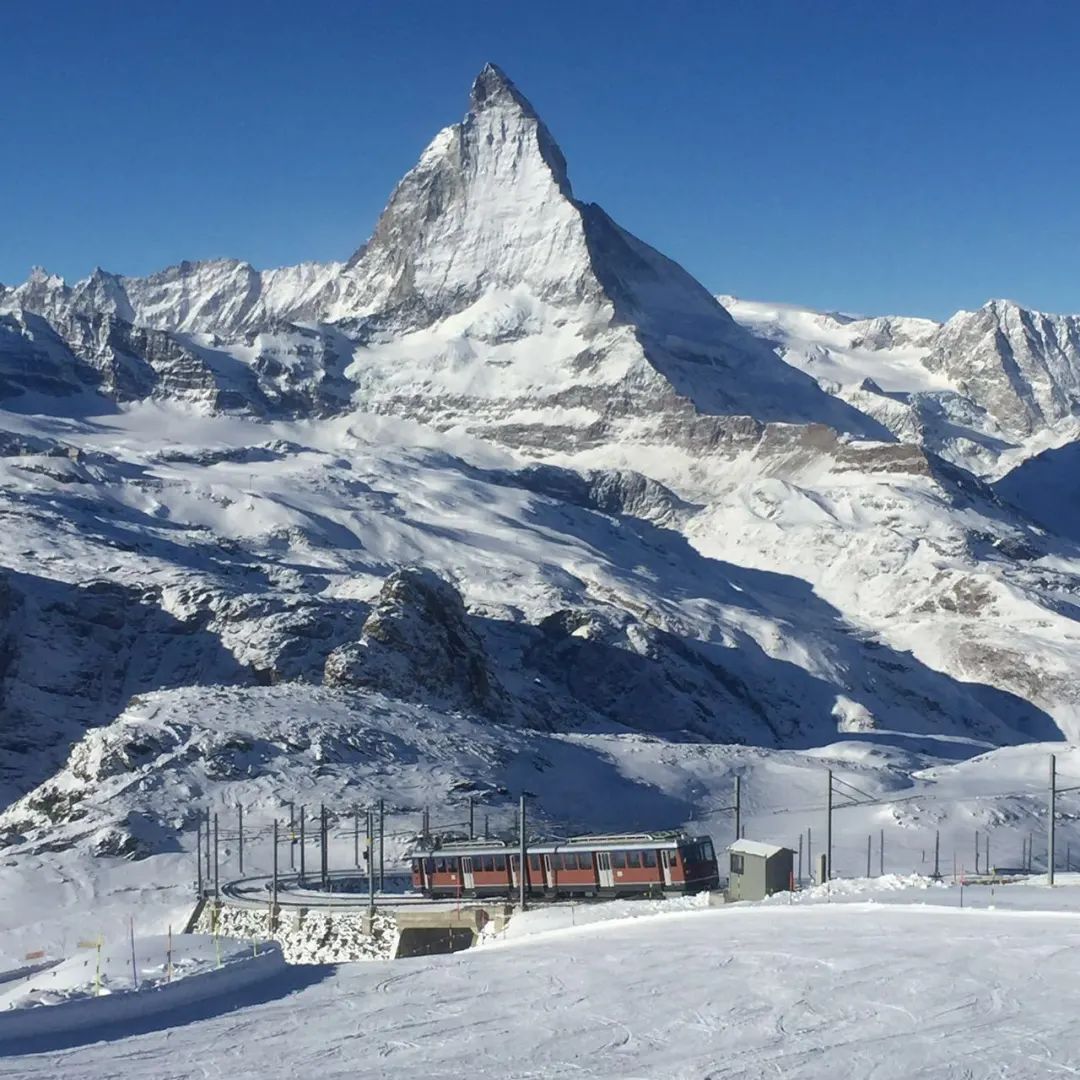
[{"x1": 3, "y1": 894, "x2": 1080, "y2": 1077}]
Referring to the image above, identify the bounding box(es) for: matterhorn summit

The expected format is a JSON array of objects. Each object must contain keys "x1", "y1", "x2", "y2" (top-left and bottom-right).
[
  {"x1": 329, "y1": 62, "x2": 589, "y2": 325},
  {"x1": 0, "y1": 64, "x2": 878, "y2": 450}
]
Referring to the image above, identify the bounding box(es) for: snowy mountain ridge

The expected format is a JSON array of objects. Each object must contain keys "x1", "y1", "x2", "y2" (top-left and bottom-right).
[{"x1": 721, "y1": 294, "x2": 1080, "y2": 477}]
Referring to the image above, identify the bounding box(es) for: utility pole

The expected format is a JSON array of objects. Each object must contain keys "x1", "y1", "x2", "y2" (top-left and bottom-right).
[
  {"x1": 213, "y1": 812, "x2": 220, "y2": 899},
  {"x1": 469, "y1": 797, "x2": 475, "y2": 839},
  {"x1": 196, "y1": 819, "x2": 203, "y2": 897},
  {"x1": 985, "y1": 833, "x2": 990, "y2": 876},
  {"x1": 866, "y1": 834, "x2": 871, "y2": 878},
  {"x1": 975, "y1": 830, "x2": 980, "y2": 875},
  {"x1": 272, "y1": 819, "x2": 279, "y2": 921},
  {"x1": 299, "y1": 806, "x2": 306, "y2": 883},
  {"x1": 205, "y1": 808, "x2": 212, "y2": 879},
  {"x1": 734, "y1": 775, "x2": 742, "y2": 847},
  {"x1": 519, "y1": 794, "x2": 527, "y2": 910},
  {"x1": 807, "y1": 827, "x2": 812, "y2": 883},
  {"x1": 879, "y1": 828, "x2": 884, "y2": 877},
  {"x1": 320, "y1": 804, "x2": 329, "y2": 889},
  {"x1": 367, "y1": 808, "x2": 375, "y2": 917},
  {"x1": 826, "y1": 770, "x2": 833, "y2": 882},
  {"x1": 238, "y1": 803, "x2": 244, "y2": 875},
  {"x1": 484, "y1": 813, "x2": 489, "y2": 840},
  {"x1": 379, "y1": 798, "x2": 385, "y2": 893},
  {"x1": 932, "y1": 829, "x2": 941, "y2": 880},
  {"x1": 1048, "y1": 754, "x2": 1057, "y2": 886},
  {"x1": 797, "y1": 833, "x2": 803, "y2": 887},
  {"x1": 354, "y1": 805, "x2": 360, "y2": 867},
  {"x1": 1028, "y1": 831, "x2": 1034, "y2": 873},
  {"x1": 289, "y1": 802, "x2": 295, "y2": 870}
]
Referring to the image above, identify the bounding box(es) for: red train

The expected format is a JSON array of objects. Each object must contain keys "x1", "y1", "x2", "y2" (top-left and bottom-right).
[{"x1": 411, "y1": 831, "x2": 719, "y2": 899}]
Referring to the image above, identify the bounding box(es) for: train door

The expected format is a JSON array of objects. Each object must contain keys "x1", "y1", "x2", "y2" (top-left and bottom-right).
[
  {"x1": 661, "y1": 850, "x2": 674, "y2": 887},
  {"x1": 461, "y1": 856, "x2": 475, "y2": 892},
  {"x1": 509, "y1": 855, "x2": 520, "y2": 890},
  {"x1": 596, "y1": 851, "x2": 614, "y2": 888}
]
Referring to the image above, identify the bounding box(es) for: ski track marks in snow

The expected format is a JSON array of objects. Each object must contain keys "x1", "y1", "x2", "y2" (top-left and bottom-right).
[{"x1": 3, "y1": 903, "x2": 1080, "y2": 1079}]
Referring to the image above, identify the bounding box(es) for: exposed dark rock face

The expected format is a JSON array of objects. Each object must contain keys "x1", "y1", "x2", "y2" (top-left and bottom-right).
[
  {"x1": 0, "y1": 571, "x2": 252, "y2": 804},
  {"x1": 325, "y1": 569, "x2": 508, "y2": 716}
]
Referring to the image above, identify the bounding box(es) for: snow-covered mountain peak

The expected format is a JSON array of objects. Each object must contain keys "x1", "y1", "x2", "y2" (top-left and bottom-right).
[
  {"x1": 924, "y1": 298, "x2": 1080, "y2": 440},
  {"x1": 467, "y1": 62, "x2": 570, "y2": 190},
  {"x1": 470, "y1": 62, "x2": 526, "y2": 109},
  {"x1": 331, "y1": 63, "x2": 587, "y2": 328}
]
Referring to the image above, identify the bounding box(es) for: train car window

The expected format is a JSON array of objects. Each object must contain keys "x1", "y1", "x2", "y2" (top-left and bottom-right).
[
  {"x1": 703, "y1": 841, "x2": 715, "y2": 861},
  {"x1": 669, "y1": 851, "x2": 679, "y2": 865},
  {"x1": 483, "y1": 855, "x2": 495, "y2": 872},
  {"x1": 425, "y1": 858, "x2": 435, "y2": 873},
  {"x1": 642, "y1": 850, "x2": 657, "y2": 868},
  {"x1": 529, "y1": 855, "x2": 541, "y2": 871},
  {"x1": 578, "y1": 853, "x2": 593, "y2": 870},
  {"x1": 494, "y1": 855, "x2": 506, "y2": 871},
  {"x1": 626, "y1": 851, "x2": 642, "y2": 868},
  {"x1": 611, "y1": 851, "x2": 626, "y2": 868},
  {"x1": 731, "y1": 853, "x2": 744, "y2": 874}
]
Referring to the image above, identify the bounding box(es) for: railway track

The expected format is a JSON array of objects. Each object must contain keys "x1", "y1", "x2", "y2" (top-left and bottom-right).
[{"x1": 214, "y1": 868, "x2": 695, "y2": 913}]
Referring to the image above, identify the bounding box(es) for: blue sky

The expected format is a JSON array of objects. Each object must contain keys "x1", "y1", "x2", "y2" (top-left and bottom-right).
[{"x1": 2, "y1": 1, "x2": 1077, "y2": 320}]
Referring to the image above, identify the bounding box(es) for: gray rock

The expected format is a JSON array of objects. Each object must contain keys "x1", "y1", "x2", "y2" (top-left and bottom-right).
[{"x1": 325, "y1": 569, "x2": 507, "y2": 716}]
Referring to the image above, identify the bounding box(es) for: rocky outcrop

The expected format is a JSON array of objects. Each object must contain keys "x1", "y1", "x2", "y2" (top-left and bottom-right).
[
  {"x1": 0, "y1": 572, "x2": 251, "y2": 804},
  {"x1": 923, "y1": 300, "x2": 1080, "y2": 438},
  {"x1": 496, "y1": 464, "x2": 695, "y2": 525},
  {"x1": 324, "y1": 569, "x2": 507, "y2": 716}
]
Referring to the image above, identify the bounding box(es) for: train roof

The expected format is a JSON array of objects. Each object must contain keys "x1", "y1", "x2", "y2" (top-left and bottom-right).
[{"x1": 415, "y1": 832, "x2": 715, "y2": 858}]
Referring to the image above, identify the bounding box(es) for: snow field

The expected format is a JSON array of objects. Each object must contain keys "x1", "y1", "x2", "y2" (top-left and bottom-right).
[{"x1": 5, "y1": 898, "x2": 1080, "y2": 1077}]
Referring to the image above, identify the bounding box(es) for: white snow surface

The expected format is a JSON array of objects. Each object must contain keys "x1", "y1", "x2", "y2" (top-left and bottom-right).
[{"x1": 6, "y1": 889, "x2": 1080, "y2": 1076}]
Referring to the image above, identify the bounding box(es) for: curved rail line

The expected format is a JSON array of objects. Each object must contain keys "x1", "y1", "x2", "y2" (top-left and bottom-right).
[{"x1": 217, "y1": 869, "x2": 467, "y2": 911}]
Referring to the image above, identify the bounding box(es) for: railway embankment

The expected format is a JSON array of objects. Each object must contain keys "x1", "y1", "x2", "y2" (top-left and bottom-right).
[{"x1": 190, "y1": 900, "x2": 511, "y2": 962}]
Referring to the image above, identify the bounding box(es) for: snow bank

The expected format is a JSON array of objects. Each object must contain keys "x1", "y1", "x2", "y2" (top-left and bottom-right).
[
  {"x1": 479, "y1": 892, "x2": 714, "y2": 947},
  {"x1": 0, "y1": 934, "x2": 284, "y2": 1044}
]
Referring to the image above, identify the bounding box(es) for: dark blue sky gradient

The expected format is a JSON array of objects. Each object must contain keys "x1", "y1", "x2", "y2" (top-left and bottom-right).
[{"x1": 2, "y1": 0, "x2": 1078, "y2": 319}]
